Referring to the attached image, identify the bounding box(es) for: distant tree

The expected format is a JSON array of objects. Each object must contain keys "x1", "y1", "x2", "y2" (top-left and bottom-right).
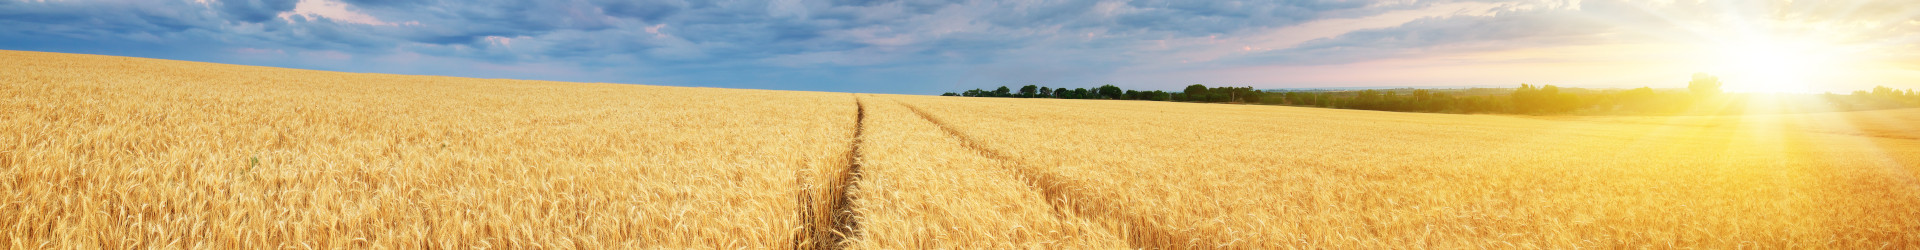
[
  {"x1": 1184, "y1": 84, "x2": 1209, "y2": 101},
  {"x1": 1511, "y1": 84, "x2": 1582, "y2": 113},
  {"x1": 1512, "y1": 84, "x2": 1545, "y2": 113},
  {"x1": 1019, "y1": 85, "x2": 1039, "y2": 97},
  {"x1": 1073, "y1": 88, "x2": 1090, "y2": 99},
  {"x1": 1689, "y1": 73, "x2": 1722, "y2": 97},
  {"x1": 1354, "y1": 90, "x2": 1383, "y2": 110},
  {"x1": 1098, "y1": 85, "x2": 1123, "y2": 99},
  {"x1": 1427, "y1": 92, "x2": 1453, "y2": 112},
  {"x1": 1541, "y1": 85, "x2": 1562, "y2": 109},
  {"x1": 1873, "y1": 85, "x2": 1896, "y2": 98},
  {"x1": 1206, "y1": 86, "x2": 1252, "y2": 103},
  {"x1": 1613, "y1": 87, "x2": 1658, "y2": 113},
  {"x1": 1039, "y1": 87, "x2": 1053, "y2": 98},
  {"x1": 1385, "y1": 91, "x2": 1403, "y2": 110},
  {"x1": 941, "y1": 92, "x2": 959, "y2": 96},
  {"x1": 994, "y1": 86, "x2": 1013, "y2": 97},
  {"x1": 1123, "y1": 90, "x2": 1140, "y2": 100}
]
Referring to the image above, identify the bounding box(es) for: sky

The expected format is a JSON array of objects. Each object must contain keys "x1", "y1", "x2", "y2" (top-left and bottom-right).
[{"x1": 3, "y1": 0, "x2": 1919, "y2": 94}]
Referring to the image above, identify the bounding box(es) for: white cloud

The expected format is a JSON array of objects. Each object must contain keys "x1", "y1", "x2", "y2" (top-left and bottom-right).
[
  {"x1": 276, "y1": 0, "x2": 416, "y2": 26},
  {"x1": 484, "y1": 36, "x2": 513, "y2": 48}
]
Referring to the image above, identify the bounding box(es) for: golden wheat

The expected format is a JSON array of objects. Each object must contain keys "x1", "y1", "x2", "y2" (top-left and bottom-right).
[
  {"x1": 0, "y1": 50, "x2": 859, "y2": 248},
  {"x1": 5, "y1": 50, "x2": 1918, "y2": 248},
  {"x1": 887, "y1": 95, "x2": 1920, "y2": 248},
  {"x1": 839, "y1": 98, "x2": 1127, "y2": 248}
]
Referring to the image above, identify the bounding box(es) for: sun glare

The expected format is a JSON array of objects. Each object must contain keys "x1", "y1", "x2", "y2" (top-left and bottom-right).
[{"x1": 1709, "y1": 39, "x2": 1845, "y2": 93}]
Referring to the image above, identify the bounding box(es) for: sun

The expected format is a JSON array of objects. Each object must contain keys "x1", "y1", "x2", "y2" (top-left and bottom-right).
[{"x1": 1706, "y1": 39, "x2": 1845, "y2": 93}]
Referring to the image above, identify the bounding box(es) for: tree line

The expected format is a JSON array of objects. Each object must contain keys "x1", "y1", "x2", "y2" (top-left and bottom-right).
[
  {"x1": 943, "y1": 84, "x2": 1262, "y2": 103},
  {"x1": 1834, "y1": 85, "x2": 1920, "y2": 110},
  {"x1": 942, "y1": 75, "x2": 1920, "y2": 115}
]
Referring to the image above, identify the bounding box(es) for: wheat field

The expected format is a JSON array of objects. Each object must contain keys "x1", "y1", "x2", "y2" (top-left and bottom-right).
[
  {"x1": 892, "y1": 96, "x2": 1920, "y2": 248},
  {"x1": 4, "y1": 50, "x2": 1918, "y2": 248},
  {"x1": 0, "y1": 50, "x2": 860, "y2": 248}
]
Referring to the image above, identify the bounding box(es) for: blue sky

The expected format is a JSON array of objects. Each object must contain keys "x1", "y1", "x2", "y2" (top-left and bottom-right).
[{"x1": 4, "y1": 0, "x2": 1918, "y2": 94}]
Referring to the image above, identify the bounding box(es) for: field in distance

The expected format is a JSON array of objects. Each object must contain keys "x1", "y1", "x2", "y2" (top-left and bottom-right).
[{"x1": 3, "y1": 50, "x2": 1917, "y2": 248}]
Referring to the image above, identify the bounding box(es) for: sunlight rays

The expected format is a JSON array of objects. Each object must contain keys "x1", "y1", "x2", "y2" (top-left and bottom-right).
[
  {"x1": 1583, "y1": 0, "x2": 1914, "y2": 93},
  {"x1": 1710, "y1": 39, "x2": 1835, "y2": 93}
]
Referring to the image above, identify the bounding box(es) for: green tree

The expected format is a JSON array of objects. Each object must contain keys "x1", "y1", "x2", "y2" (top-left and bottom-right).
[
  {"x1": 1354, "y1": 90, "x2": 1383, "y2": 110},
  {"x1": 1039, "y1": 87, "x2": 1053, "y2": 98},
  {"x1": 1019, "y1": 85, "x2": 1039, "y2": 97},
  {"x1": 1689, "y1": 73, "x2": 1722, "y2": 97},
  {"x1": 1873, "y1": 86, "x2": 1896, "y2": 98},
  {"x1": 994, "y1": 86, "x2": 1012, "y2": 97},
  {"x1": 1098, "y1": 85, "x2": 1123, "y2": 99},
  {"x1": 1512, "y1": 84, "x2": 1544, "y2": 113},
  {"x1": 1615, "y1": 87, "x2": 1658, "y2": 113},
  {"x1": 1184, "y1": 84, "x2": 1209, "y2": 101},
  {"x1": 1512, "y1": 84, "x2": 1581, "y2": 113}
]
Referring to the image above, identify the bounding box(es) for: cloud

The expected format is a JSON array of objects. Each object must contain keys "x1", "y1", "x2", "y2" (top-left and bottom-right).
[
  {"x1": 595, "y1": 0, "x2": 684, "y2": 22},
  {"x1": 278, "y1": 0, "x2": 416, "y2": 26},
  {"x1": 3, "y1": 0, "x2": 1918, "y2": 94},
  {"x1": 218, "y1": 0, "x2": 299, "y2": 23},
  {"x1": 1228, "y1": 1, "x2": 1612, "y2": 65}
]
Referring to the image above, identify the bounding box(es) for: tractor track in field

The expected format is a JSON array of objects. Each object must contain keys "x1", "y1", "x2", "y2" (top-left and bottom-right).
[
  {"x1": 794, "y1": 95, "x2": 867, "y2": 249},
  {"x1": 895, "y1": 99, "x2": 1198, "y2": 249}
]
